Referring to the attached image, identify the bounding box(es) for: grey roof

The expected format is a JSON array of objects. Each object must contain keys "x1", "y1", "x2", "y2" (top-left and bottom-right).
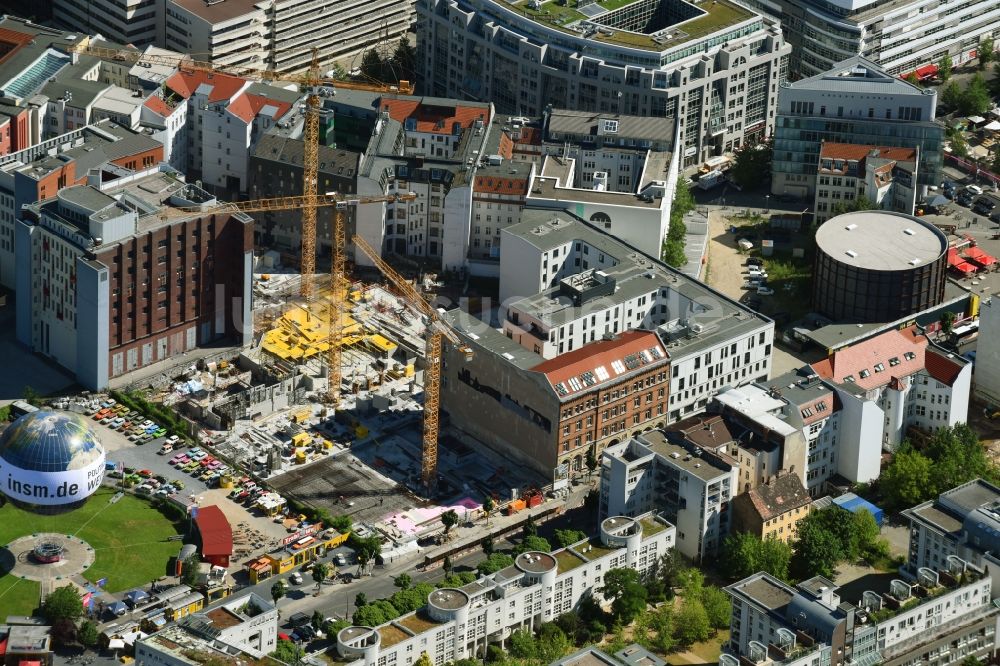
[
  {"x1": 815, "y1": 210, "x2": 947, "y2": 270},
  {"x1": 252, "y1": 132, "x2": 360, "y2": 179},
  {"x1": 244, "y1": 82, "x2": 302, "y2": 105},
  {"x1": 504, "y1": 209, "x2": 770, "y2": 360},
  {"x1": 728, "y1": 573, "x2": 795, "y2": 612},
  {"x1": 636, "y1": 430, "x2": 734, "y2": 482},
  {"x1": 529, "y1": 169, "x2": 665, "y2": 208},
  {"x1": 59, "y1": 185, "x2": 119, "y2": 214},
  {"x1": 0, "y1": 17, "x2": 88, "y2": 100},
  {"x1": 546, "y1": 109, "x2": 675, "y2": 143},
  {"x1": 782, "y1": 55, "x2": 930, "y2": 97},
  {"x1": 442, "y1": 309, "x2": 544, "y2": 370}
]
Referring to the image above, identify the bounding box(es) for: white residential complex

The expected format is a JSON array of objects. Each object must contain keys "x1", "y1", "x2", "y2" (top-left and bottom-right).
[
  {"x1": 740, "y1": 0, "x2": 1000, "y2": 77},
  {"x1": 334, "y1": 514, "x2": 675, "y2": 666},
  {"x1": 416, "y1": 0, "x2": 791, "y2": 168},
  {"x1": 600, "y1": 431, "x2": 737, "y2": 561}
]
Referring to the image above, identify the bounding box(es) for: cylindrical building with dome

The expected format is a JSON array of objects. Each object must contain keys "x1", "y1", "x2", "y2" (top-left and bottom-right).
[{"x1": 0, "y1": 410, "x2": 106, "y2": 513}]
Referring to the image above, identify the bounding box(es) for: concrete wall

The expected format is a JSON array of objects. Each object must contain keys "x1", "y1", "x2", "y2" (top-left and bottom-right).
[
  {"x1": 76, "y1": 258, "x2": 110, "y2": 390},
  {"x1": 835, "y1": 391, "x2": 883, "y2": 483}
]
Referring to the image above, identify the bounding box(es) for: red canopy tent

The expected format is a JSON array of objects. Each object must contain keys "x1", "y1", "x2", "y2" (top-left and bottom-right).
[
  {"x1": 965, "y1": 246, "x2": 996, "y2": 267},
  {"x1": 914, "y1": 63, "x2": 938, "y2": 80},
  {"x1": 948, "y1": 248, "x2": 978, "y2": 274}
]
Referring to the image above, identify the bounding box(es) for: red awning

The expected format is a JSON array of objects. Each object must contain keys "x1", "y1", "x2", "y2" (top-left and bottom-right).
[
  {"x1": 20, "y1": 661, "x2": 42, "y2": 666},
  {"x1": 915, "y1": 63, "x2": 938, "y2": 80}
]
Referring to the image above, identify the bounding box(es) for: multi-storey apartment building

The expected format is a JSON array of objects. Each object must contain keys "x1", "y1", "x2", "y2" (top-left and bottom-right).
[
  {"x1": 416, "y1": 0, "x2": 791, "y2": 167},
  {"x1": 810, "y1": 325, "x2": 971, "y2": 465},
  {"x1": 813, "y1": 143, "x2": 919, "y2": 223},
  {"x1": 161, "y1": 0, "x2": 269, "y2": 73},
  {"x1": 0, "y1": 120, "x2": 165, "y2": 290},
  {"x1": 600, "y1": 431, "x2": 737, "y2": 561},
  {"x1": 53, "y1": 0, "x2": 158, "y2": 46},
  {"x1": 730, "y1": 471, "x2": 812, "y2": 543},
  {"x1": 441, "y1": 208, "x2": 773, "y2": 478},
  {"x1": 333, "y1": 513, "x2": 675, "y2": 666},
  {"x1": 772, "y1": 56, "x2": 942, "y2": 199},
  {"x1": 903, "y1": 479, "x2": 1000, "y2": 590},
  {"x1": 14, "y1": 168, "x2": 253, "y2": 389},
  {"x1": 713, "y1": 371, "x2": 839, "y2": 495},
  {"x1": 740, "y1": 0, "x2": 1000, "y2": 78},
  {"x1": 725, "y1": 568, "x2": 997, "y2": 666}
]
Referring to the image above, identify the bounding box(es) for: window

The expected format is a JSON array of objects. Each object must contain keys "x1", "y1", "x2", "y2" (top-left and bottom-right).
[{"x1": 859, "y1": 369, "x2": 870, "y2": 378}]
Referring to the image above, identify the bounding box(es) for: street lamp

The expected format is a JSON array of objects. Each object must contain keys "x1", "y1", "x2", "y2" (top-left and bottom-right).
[{"x1": 764, "y1": 194, "x2": 770, "y2": 213}]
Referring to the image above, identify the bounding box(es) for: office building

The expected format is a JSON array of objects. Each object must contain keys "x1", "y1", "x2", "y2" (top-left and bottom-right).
[
  {"x1": 903, "y1": 479, "x2": 1000, "y2": 590},
  {"x1": 772, "y1": 56, "x2": 942, "y2": 198},
  {"x1": 15, "y1": 168, "x2": 254, "y2": 390},
  {"x1": 333, "y1": 513, "x2": 674, "y2": 666},
  {"x1": 417, "y1": 0, "x2": 791, "y2": 168},
  {"x1": 725, "y1": 568, "x2": 997, "y2": 666},
  {"x1": 156, "y1": 0, "x2": 413, "y2": 76},
  {"x1": 135, "y1": 592, "x2": 278, "y2": 665},
  {"x1": 52, "y1": 0, "x2": 158, "y2": 46},
  {"x1": 739, "y1": 0, "x2": 1000, "y2": 78},
  {"x1": 600, "y1": 431, "x2": 737, "y2": 561},
  {"x1": 730, "y1": 471, "x2": 812, "y2": 543},
  {"x1": 813, "y1": 143, "x2": 919, "y2": 223},
  {"x1": 810, "y1": 325, "x2": 971, "y2": 475}
]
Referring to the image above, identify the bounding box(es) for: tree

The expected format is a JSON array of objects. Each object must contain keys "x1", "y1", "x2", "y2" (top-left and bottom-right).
[
  {"x1": 312, "y1": 562, "x2": 331, "y2": 590},
  {"x1": 441, "y1": 509, "x2": 459, "y2": 537},
  {"x1": 271, "y1": 580, "x2": 287, "y2": 606},
  {"x1": 481, "y1": 534, "x2": 495, "y2": 556},
  {"x1": 43, "y1": 585, "x2": 83, "y2": 623},
  {"x1": 78, "y1": 620, "x2": 99, "y2": 648},
  {"x1": 942, "y1": 81, "x2": 963, "y2": 110},
  {"x1": 509, "y1": 630, "x2": 538, "y2": 659},
  {"x1": 443, "y1": 556, "x2": 453, "y2": 575},
  {"x1": 723, "y1": 532, "x2": 792, "y2": 582},
  {"x1": 656, "y1": 549, "x2": 688, "y2": 597},
  {"x1": 961, "y1": 657, "x2": 983, "y2": 666},
  {"x1": 585, "y1": 446, "x2": 599, "y2": 478},
  {"x1": 22, "y1": 385, "x2": 41, "y2": 406},
  {"x1": 329, "y1": 514, "x2": 352, "y2": 533},
  {"x1": 482, "y1": 496, "x2": 495, "y2": 525},
  {"x1": 395, "y1": 573, "x2": 412, "y2": 590},
  {"x1": 881, "y1": 444, "x2": 934, "y2": 510},
  {"x1": 537, "y1": 623, "x2": 572, "y2": 662},
  {"x1": 941, "y1": 310, "x2": 957, "y2": 334},
  {"x1": 477, "y1": 552, "x2": 515, "y2": 575},
  {"x1": 960, "y1": 74, "x2": 991, "y2": 116},
  {"x1": 700, "y1": 586, "x2": 732, "y2": 630},
  {"x1": 554, "y1": 529, "x2": 588, "y2": 548},
  {"x1": 849, "y1": 509, "x2": 882, "y2": 561},
  {"x1": 180, "y1": 552, "x2": 202, "y2": 587},
  {"x1": 662, "y1": 239, "x2": 687, "y2": 268},
  {"x1": 516, "y1": 535, "x2": 552, "y2": 554},
  {"x1": 355, "y1": 592, "x2": 368, "y2": 607},
  {"x1": 601, "y1": 567, "x2": 642, "y2": 604},
  {"x1": 50, "y1": 619, "x2": 78, "y2": 647},
  {"x1": 939, "y1": 54, "x2": 953, "y2": 82},
  {"x1": 391, "y1": 36, "x2": 417, "y2": 82},
  {"x1": 612, "y1": 581, "x2": 648, "y2": 623},
  {"x1": 414, "y1": 653, "x2": 434, "y2": 666},
  {"x1": 793, "y1": 514, "x2": 843, "y2": 579},
  {"x1": 979, "y1": 37, "x2": 995, "y2": 69},
  {"x1": 523, "y1": 513, "x2": 538, "y2": 538},
  {"x1": 272, "y1": 639, "x2": 304, "y2": 664},
  {"x1": 360, "y1": 49, "x2": 384, "y2": 81},
  {"x1": 730, "y1": 139, "x2": 773, "y2": 189},
  {"x1": 311, "y1": 610, "x2": 326, "y2": 631},
  {"x1": 674, "y1": 597, "x2": 711, "y2": 645},
  {"x1": 905, "y1": 72, "x2": 921, "y2": 86}
]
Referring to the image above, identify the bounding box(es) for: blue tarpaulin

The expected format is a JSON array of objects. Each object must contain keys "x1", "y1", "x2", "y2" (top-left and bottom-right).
[{"x1": 833, "y1": 492, "x2": 884, "y2": 526}]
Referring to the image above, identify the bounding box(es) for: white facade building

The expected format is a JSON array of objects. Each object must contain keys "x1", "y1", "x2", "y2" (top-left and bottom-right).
[
  {"x1": 498, "y1": 211, "x2": 774, "y2": 421},
  {"x1": 162, "y1": 0, "x2": 269, "y2": 73},
  {"x1": 813, "y1": 143, "x2": 919, "y2": 223},
  {"x1": 811, "y1": 325, "x2": 971, "y2": 482},
  {"x1": 600, "y1": 432, "x2": 736, "y2": 561},
  {"x1": 334, "y1": 514, "x2": 674, "y2": 666},
  {"x1": 417, "y1": 0, "x2": 791, "y2": 167},
  {"x1": 974, "y1": 298, "x2": 1000, "y2": 404}
]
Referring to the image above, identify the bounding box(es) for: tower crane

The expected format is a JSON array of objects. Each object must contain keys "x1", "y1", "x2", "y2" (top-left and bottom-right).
[
  {"x1": 74, "y1": 41, "x2": 414, "y2": 404},
  {"x1": 162, "y1": 192, "x2": 466, "y2": 492}
]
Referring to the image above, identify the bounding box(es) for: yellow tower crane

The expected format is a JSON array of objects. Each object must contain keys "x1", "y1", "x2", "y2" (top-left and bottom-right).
[{"x1": 74, "y1": 41, "x2": 415, "y2": 403}]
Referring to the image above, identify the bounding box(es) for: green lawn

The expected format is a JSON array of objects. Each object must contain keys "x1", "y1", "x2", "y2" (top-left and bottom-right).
[
  {"x1": 0, "y1": 488, "x2": 185, "y2": 595},
  {"x1": 0, "y1": 575, "x2": 41, "y2": 617}
]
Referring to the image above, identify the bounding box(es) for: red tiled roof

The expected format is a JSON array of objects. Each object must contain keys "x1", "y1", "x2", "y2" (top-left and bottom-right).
[
  {"x1": 811, "y1": 326, "x2": 927, "y2": 391},
  {"x1": 227, "y1": 91, "x2": 294, "y2": 124},
  {"x1": 165, "y1": 69, "x2": 246, "y2": 103},
  {"x1": 380, "y1": 98, "x2": 488, "y2": 135},
  {"x1": 746, "y1": 473, "x2": 811, "y2": 521},
  {"x1": 0, "y1": 28, "x2": 34, "y2": 66},
  {"x1": 195, "y1": 505, "x2": 232, "y2": 558},
  {"x1": 143, "y1": 96, "x2": 174, "y2": 117},
  {"x1": 925, "y1": 349, "x2": 965, "y2": 387},
  {"x1": 532, "y1": 331, "x2": 667, "y2": 397},
  {"x1": 819, "y1": 142, "x2": 917, "y2": 163},
  {"x1": 474, "y1": 175, "x2": 529, "y2": 195}
]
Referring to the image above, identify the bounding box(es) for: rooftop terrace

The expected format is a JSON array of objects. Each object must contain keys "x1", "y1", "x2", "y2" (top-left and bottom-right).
[{"x1": 494, "y1": 0, "x2": 756, "y2": 52}]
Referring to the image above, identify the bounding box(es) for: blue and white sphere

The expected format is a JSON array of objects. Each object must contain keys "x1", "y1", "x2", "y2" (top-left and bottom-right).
[{"x1": 0, "y1": 411, "x2": 106, "y2": 513}]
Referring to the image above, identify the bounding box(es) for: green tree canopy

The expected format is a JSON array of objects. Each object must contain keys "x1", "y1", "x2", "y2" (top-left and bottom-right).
[
  {"x1": 272, "y1": 639, "x2": 305, "y2": 664},
  {"x1": 441, "y1": 509, "x2": 459, "y2": 535},
  {"x1": 939, "y1": 54, "x2": 952, "y2": 81},
  {"x1": 477, "y1": 552, "x2": 515, "y2": 575},
  {"x1": 979, "y1": 37, "x2": 995, "y2": 69},
  {"x1": 880, "y1": 444, "x2": 933, "y2": 510},
  {"x1": 515, "y1": 535, "x2": 552, "y2": 554},
  {"x1": 553, "y1": 529, "x2": 588, "y2": 548},
  {"x1": 701, "y1": 586, "x2": 732, "y2": 629},
  {"x1": 43, "y1": 586, "x2": 83, "y2": 623},
  {"x1": 78, "y1": 620, "x2": 99, "y2": 648},
  {"x1": 270, "y1": 580, "x2": 287, "y2": 605},
  {"x1": 721, "y1": 532, "x2": 792, "y2": 581},
  {"x1": 730, "y1": 139, "x2": 773, "y2": 189},
  {"x1": 394, "y1": 573, "x2": 412, "y2": 590},
  {"x1": 674, "y1": 598, "x2": 711, "y2": 645}
]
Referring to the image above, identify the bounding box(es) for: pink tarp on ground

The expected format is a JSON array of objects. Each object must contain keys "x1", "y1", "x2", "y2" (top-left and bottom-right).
[{"x1": 381, "y1": 497, "x2": 482, "y2": 537}]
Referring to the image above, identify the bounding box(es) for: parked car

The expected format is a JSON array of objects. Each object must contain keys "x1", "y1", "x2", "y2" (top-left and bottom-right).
[
  {"x1": 966, "y1": 184, "x2": 984, "y2": 196},
  {"x1": 746, "y1": 257, "x2": 764, "y2": 267},
  {"x1": 957, "y1": 193, "x2": 975, "y2": 207},
  {"x1": 335, "y1": 553, "x2": 347, "y2": 566},
  {"x1": 289, "y1": 572, "x2": 303, "y2": 585},
  {"x1": 757, "y1": 286, "x2": 775, "y2": 296}
]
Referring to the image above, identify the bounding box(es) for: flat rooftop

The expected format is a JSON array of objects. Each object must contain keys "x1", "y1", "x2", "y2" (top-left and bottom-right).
[
  {"x1": 731, "y1": 574, "x2": 795, "y2": 612},
  {"x1": 516, "y1": 551, "x2": 557, "y2": 573},
  {"x1": 555, "y1": 648, "x2": 620, "y2": 666},
  {"x1": 909, "y1": 504, "x2": 963, "y2": 534},
  {"x1": 815, "y1": 210, "x2": 947, "y2": 270},
  {"x1": 428, "y1": 589, "x2": 469, "y2": 610},
  {"x1": 637, "y1": 431, "x2": 732, "y2": 481},
  {"x1": 491, "y1": 0, "x2": 758, "y2": 53},
  {"x1": 530, "y1": 174, "x2": 663, "y2": 208},
  {"x1": 503, "y1": 209, "x2": 771, "y2": 359}
]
